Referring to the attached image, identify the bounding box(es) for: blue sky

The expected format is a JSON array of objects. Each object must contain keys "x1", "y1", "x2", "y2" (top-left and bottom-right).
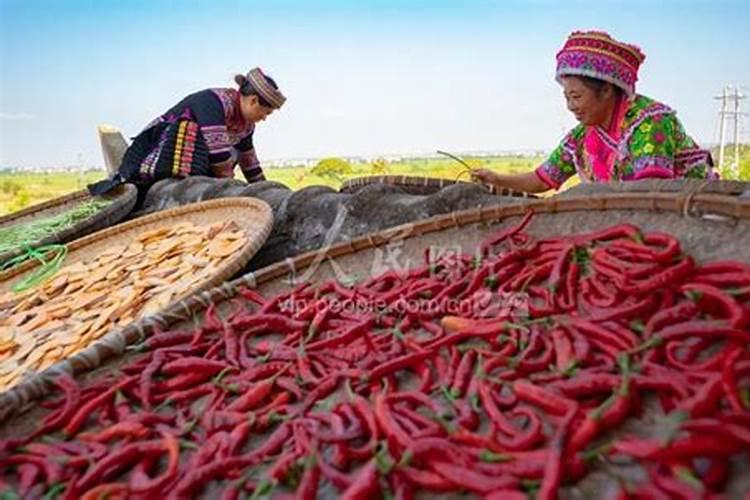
[{"x1": 1, "y1": 0, "x2": 748, "y2": 167}]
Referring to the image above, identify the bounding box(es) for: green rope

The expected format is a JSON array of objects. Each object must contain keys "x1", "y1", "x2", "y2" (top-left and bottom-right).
[
  {"x1": 4, "y1": 244, "x2": 68, "y2": 293},
  {"x1": 0, "y1": 199, "x2": 111, "y2": 257}
]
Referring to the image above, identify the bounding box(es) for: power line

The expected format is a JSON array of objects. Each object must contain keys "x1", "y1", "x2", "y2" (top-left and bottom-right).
[{"x1": 714, "y1": 85, "x2": 747, "y2": 177}]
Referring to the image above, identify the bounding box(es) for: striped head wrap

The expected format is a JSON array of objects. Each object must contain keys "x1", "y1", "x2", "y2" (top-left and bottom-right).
[
  {"x1": 245, "y1": 67, "x2": 286, "y2": 109},
  {"x1": 555, "y1": 31, "x2": 646, "y2": 99}
]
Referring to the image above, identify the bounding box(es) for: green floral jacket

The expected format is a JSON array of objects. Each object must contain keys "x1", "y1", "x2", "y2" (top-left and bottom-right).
[{"x1": 536, "y1": 95, "x2": 716, "y2": 189}]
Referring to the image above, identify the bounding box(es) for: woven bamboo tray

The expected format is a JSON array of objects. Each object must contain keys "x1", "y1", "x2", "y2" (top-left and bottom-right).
[
  {"x1": 340, "y1": 174, "x2": 537, "y2": 198},
  {"x1": 0, "y1": 197, "x2": 272, "y2": 410},
  {"x1": 1, "y1": 192, "x2": 749, "y2": 496},
  {"x1": 0, "y1": 184, "x2": 138, "y2": 267}
]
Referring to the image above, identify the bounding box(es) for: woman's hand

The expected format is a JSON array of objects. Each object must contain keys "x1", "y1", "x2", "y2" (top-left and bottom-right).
[
  {"x1": 470, "y1": 169, "x2": 551, "y2": 194},
  {"x1": 470, "y1": 168, "x2": 501, "y2": 186}
]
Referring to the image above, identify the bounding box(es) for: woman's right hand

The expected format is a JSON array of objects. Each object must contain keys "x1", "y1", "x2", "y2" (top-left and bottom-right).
[{"x1": 470, "y1": 168, "x2": 500, "y2": 186}]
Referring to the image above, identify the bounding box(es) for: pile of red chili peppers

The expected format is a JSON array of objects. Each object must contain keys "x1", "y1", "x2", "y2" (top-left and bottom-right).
[{"x1": 1, "y1": 211, "x2": 750, "y2": 499}]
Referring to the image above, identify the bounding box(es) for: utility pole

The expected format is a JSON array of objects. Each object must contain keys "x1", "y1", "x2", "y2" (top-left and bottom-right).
[
  {"x1": 733, "y1": 86, "x2": 744, "y2": 175},
  {"x1": 716, "y1": 86, "x2": 728, "y2": 173},
  {"x1": 715, "y1": 85, "x2": 747, "y2": 178}
]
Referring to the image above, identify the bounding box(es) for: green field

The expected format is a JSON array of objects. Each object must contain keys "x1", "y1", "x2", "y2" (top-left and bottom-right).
[
  {"x1": 0, "y1": 171, "x2": 106, "y2": 215},
  {"x1": 1, "y1": 147, "x2": 747, "y2": 216}
]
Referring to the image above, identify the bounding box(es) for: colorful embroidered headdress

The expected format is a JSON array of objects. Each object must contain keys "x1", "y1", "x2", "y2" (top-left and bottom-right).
[
  {"x1": 246, "y1": 67, "x2": 287, "y2": 109},
  {"x1": 555, "y1": 31, "x2": 645, "y2": 99}
]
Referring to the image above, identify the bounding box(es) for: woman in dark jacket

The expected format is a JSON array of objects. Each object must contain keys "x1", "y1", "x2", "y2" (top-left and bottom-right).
[{"x1": 89, "y1": 67, "x2": 285, "y2": 198}]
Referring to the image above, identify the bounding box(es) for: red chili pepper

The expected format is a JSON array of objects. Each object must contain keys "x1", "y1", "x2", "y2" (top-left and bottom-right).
[
  {"x1": 572, "y1": 223, "x2": 642, "y2": 244},
  {"x1": 295, "y1": 373, "x2": 341, "y2": 415},
  {"x1": 643, "y1": 301, "x2": 699, "y2": 339},
  {"x1": 129, "y1": 431, "x2": 179, "y2": 494},
  {"x1": 77, "y1": 421, "x2": 150, "y2": 443},
  {"x1": 74, "y1": 439, "x2": 164, "y2": 492},
  {"x1": 512, "y1": 381, "x2": 576, "y2": 416},
  {"x1": 569, "y1": 358, "x2": 632, "y2": 455},
  {"x1": 394, "y1": 407, "x2": 445, "y2": 437},
  {"x1": 374, "y1": 393, "x2": 413, "y2": 449},
  {"x1": 144, "y1": 330, "x2": 194, "y2": 349},
  {"x1": 156, "y1": 382, "x2": 213, "y2": 407},
  {"x1": 161, "y1": 356, "x2": 230, "y2": 376},
  {"x1": 480, "y1": 210, "x2": 535, "y2": 256},
  {"x1": 494, "y1": 406, "x2": 545, "y2": 451},
  {"x1": 341, "y1": 460, "x2": 380, "y2": 500},
  {"x1": 700, "y1": 457, "x2": 731, "y2": 492},
  {"x1": 296, "y1": 460, "x2": 321, "y2": 500},
  {"x1": 591, "y1": 258, "x2": 627, "y2": 289},
  {"x1": 514, "y1": 328, "x2": 555, "y2": 374},
  {"x1": 230, "y1": 312, "x2": 308, "y2": 333},
  {"x1": 173, "y1": 455, "x2": 260, "y2": 496},
  {"x1": 427, "y1": 460, "x2": 517, "y2": 494},
  {"x1": 681, "y1": 282, "x2": 748, "y2": 328},
  {"x1": 551, "y1": 328, "x2": 574, "y2": 372},
  {"x1": 657, "y1": 321, "x2": 750, "y2": 344},
  {"x1": 447, "y1": 350, "x2": 474, "y2": 398},
  {"x1": 38, "y1": 373, "x2": 81, "y2": 434},
  {"x1": 623, "y1": 256, "x2": 694, "y2": 295},
  {"x1": 587, "y1": 294, "x2": 657, "y2": 323},
  {"x1": 367, "y1": 351, "x2": 434, "y2": 382},
  {"x1": 139, "y1": 351, "x2": 167, "y2": 410},
  {"x1": 399, "y1": 466, "x2": 455, "y2": 491},
  {"x1": 664, "y1": 339, "x2": 729, "y2": 372},
  {"x1": 612, "y1": 434, "x2": 742, "y2": 461},
  {"x1": 157, "y1": 371, "x2": 216, "y2": 393},
  {"x1": 551, "y1": 373, "x2": 621, "y2": 398},
  {"x1": 597, "y1": 247, "x2": 661, "y2": 279},
  {"x1": 567, "y1": 318, "x2": 635, "y2": 351},
  {"x1": 641, "y1": 232, "x2": 681, "y2": 263},
  {"x1": 722, "y1": 346, "x2": 746, "y2": 412},
  {"x1": 538, "y1": 408, "x2": 576, "y2": 500},
  {"x1": 236, "y1": 361, "x2": 292, "y2": 382},
  {"x1": 63, "y1": 376, "x2": 137, "y2": 437},
  {"x1": 80, "y1": 483, "x2": 128, "y2": 500},
  {"x1": 226, "y1": 371, "x2": 282, "y2": 413},
  {"x1": 631, "y1": 374, "x2": 689, "y2": 400},
  {"x1": 316, "y1": 454, "x2": 352, "y2": 491},
  {"x1": 306, "y1": 319, "x2": 374, "y2": 351}
]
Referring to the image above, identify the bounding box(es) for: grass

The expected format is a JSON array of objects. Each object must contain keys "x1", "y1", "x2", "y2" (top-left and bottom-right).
[
  {"x1": 0, "y1": 171, "x2": 105, "y2": 215},
  {"x1": 265, "y1": 155, "x2": 547, "y2": 191}
]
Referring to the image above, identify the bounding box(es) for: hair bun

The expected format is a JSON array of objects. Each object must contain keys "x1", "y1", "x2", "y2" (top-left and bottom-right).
[{"x1": 234, "y1": 74, "x2": 247, "y2": 87}]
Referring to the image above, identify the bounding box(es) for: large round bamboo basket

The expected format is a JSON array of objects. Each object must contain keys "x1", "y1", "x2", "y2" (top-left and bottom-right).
[
  {"x1": 0, "y1": 197, "x2": 272, "y2": 407},
  {"x1": 340, "y1": 174, "x2": 538, "y2": 198},
  {"x1": 0, "y1": 184, "x2": 138, "y2": 266},
  {"x1": 1, "y1": 191, "x2": 749, "y2": 496}
]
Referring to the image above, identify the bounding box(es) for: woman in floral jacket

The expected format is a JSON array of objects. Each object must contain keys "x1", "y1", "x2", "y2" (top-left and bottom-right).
[{"x1": 472, "y1": 31, "x2": 716, "y2": 193}]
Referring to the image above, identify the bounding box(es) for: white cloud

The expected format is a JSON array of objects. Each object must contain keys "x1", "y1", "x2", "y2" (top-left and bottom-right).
[{"x1": 0, "y1": 112, "x2": 36, "y2": 121}]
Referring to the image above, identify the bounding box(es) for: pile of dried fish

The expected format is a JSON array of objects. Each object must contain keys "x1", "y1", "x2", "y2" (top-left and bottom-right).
[{"x1": 0, "y1": 220, "x2": 247, "y2": 392}]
